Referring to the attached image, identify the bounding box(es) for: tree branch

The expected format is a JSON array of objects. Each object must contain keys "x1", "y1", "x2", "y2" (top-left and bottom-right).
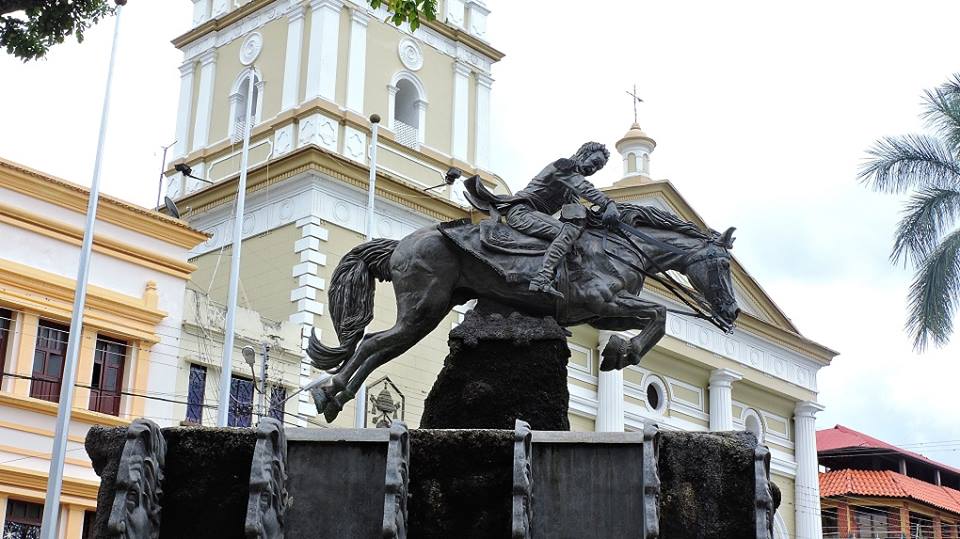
[{"x1": 0, "y1": 0, "x2": 38, "y2": 16}]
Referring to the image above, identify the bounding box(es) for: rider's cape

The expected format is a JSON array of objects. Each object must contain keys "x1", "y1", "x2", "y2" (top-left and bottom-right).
[{"x1": 439, "y1": 174, "x2": 595, "y2": 285}]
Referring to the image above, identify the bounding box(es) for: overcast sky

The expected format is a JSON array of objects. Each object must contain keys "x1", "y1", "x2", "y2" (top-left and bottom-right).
[{"x1": 2, "y1": 1, "x2": 959, "y2": 466}]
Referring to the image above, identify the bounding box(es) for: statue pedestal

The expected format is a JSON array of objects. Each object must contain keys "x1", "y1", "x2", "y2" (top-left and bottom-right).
[{"x1": 420, "y1": 302, "x2": 571, "y2": 430}]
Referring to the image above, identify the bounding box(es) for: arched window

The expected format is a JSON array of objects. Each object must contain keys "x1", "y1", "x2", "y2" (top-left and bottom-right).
[
  {"x1": 229, "y1": 70, "x2": 263, "y2": 142},
  {"x1": 641, "y1": 153, "x2": 650, "y2": 174},
  {"x1": 388, "y1": 71, "x2": 427, "y2": 149},
  {"x1": 742, "y1": 408, "x2": 765, "y2": 443},
  {"x1": 627, "y1": 152, "x2": 638, "y2": 173}
]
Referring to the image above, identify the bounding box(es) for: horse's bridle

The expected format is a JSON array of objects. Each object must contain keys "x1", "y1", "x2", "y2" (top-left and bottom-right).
[{"x1": 614, "y1": 222, "x2": 736, "y2": 334}]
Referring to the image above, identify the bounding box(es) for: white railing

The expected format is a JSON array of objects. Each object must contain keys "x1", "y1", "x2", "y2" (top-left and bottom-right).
[{"x1": 393, "y1": 119, "x2": 419, "y2": 150}]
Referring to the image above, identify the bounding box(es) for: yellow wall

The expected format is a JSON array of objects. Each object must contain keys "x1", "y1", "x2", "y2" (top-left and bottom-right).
[{"x1": 189, "y1": 223, "x2": 301, "y2": 323}]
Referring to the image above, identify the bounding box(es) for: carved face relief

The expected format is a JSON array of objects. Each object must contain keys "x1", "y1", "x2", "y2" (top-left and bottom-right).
[{"x1": 107, "y1": 420, "x2": 165, "y2": 539}]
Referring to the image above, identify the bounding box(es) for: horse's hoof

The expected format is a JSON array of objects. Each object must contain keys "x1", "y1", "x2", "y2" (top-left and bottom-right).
[
  {"x1": 323, "y1": 398, "x2": 342, "y2": 422},
  {"x1": 310, "y1": 385, "x2": 329, "y2": 414},
  {"x1": 600, "y1": 335, "x2": 629, "y2": 371}
]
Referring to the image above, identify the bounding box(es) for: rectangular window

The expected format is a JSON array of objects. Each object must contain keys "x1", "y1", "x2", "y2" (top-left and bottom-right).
[
  {"x1": 89, "y1": 335, "x2": 127, "y2": 416},
  {"x1": 853, "y1": 506, "x2": 887, "y2": 537},
  {"x1": 268, "y1": 385, "x2": 286, "y2": 422},
  {"x1": 228, "y1": 375, "x2": 253, "y2": 427},
  {"x1": 910, "y1": 512, "x2": 935, "y2": 538},
  {"x1": 821, "y1": 506, "x2": 839, "y2": 539},
  {"x1": 4, "y1": 499, "x2": 43, "y2": 538},
  {"x1": 185, "y1": 364, "x2": 207, "y2": 425},
  {"x1": 0, "y1": 308, "x2": 12, "y2": 385},
  {"x1": 31, "y1": 320, "x2": 69, "y2": 402}
]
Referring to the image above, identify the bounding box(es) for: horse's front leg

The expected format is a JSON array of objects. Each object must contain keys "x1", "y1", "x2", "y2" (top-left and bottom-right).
[{"x1": 590, "y1": 293, "x2": 666, "y2": 371}]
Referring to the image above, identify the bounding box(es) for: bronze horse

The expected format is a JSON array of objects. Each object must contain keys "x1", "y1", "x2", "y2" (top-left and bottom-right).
[{"x1": 306, "y1": 203, "x2": 740, "y2": 422}]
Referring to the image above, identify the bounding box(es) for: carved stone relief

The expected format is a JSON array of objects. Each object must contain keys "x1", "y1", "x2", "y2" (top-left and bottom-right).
[
  {"x1": 107, "y1": 419, "x2": 167, "y2": 539},
  {"x1": 382, "y1": 420, "x2": 410, "y2": 538},
  {"x1": 511, "y1": 419, "x2": 532, "y2": 539},
  {"x1": 245, "y1": 418, "x2": 289, "y2": 539}
]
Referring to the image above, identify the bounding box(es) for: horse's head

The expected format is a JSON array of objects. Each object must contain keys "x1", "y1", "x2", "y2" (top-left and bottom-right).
[{"x1": 683, "y1": 227, "x2": 740, "y2": 329}]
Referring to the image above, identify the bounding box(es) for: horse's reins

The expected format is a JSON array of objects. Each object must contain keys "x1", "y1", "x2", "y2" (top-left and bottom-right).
[{"x1": 612, "y1": 222, "x2": 735, "y2": 334}]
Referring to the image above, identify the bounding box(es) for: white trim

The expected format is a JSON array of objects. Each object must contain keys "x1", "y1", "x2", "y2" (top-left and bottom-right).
[
  {"x1": 345, "y1": 7, "x2": 369, "y2": 113},
  {"x1": 388, "y1": 70, "x2": 428, "y2": 144},
  {"x1": 474, "y1": 72, "x2": 492, "y2": 170},
  {"x1": 174, "y1": 61, "x2": 196, "y2": 158},
  {"x1": 228, "y1": 68, "x2": 265, "y2": 140},
  {"x1": 192, "y1": 0, "x2": 211, "y2": 27},
  {"x1": 741, "y1": 407, "x2": 765, "y2": 443},
  {"x1": 773, "y1": 513, "x2": 788, "y2": 539},
  {"x1": 567, "y1": 342, "x2": 593, "y2": 378},
  {"x1": 191, "y1": 49, "x2": 218, "y2": 152},
  {"x1": 451, "y1": 61, "x2": 471, "y2": 161},
  {"x1": 305, "y1": 0, "x2": 343, "y2": 101},
  {"x1": 281, "y1": 3, "x2": 306, "y2": 111}
]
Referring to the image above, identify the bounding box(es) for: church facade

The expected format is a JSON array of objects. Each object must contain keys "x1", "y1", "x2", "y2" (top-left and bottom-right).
[{"x1": 164, "y1": 2, "x2": 836, "y2": 538}]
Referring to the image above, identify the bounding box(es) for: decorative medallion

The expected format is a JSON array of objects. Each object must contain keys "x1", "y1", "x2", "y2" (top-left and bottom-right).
[
  {"x1": 398, "y1": 38, "x2": 423, "y2": 71},
  {"x1": 367, "y1": 376, "x2": 405, "y2": 428},
  {"x1": 240, "y1": 32, "x2": 263, "y2": 66}
]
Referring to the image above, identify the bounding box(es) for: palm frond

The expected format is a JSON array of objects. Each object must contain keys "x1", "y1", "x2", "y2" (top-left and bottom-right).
[
  {"x1": 906, "y1": 227, "x2": 960, "y2": 351},
  {"x1": 892, "y1": 187, "x2": 960, "y2": 267},
  {"x1": 858, "y1": 134, "x2": 960, "y2": 193},
  {"x1": 921, "y1": 74, "x2": 960, "y2": 153}
]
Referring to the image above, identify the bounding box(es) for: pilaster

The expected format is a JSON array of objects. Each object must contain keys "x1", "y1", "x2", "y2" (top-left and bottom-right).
[
  {"x1": 305, "y1": 0, "x2": 343, "y2": 102},
  {"x1": 708, "y1": 368, "x2": 741, "y2": 431},
  {"x1": 281, "y1": 3, "x2": 307, "y2": 111},
  {"x1": 595, "y1": 331, "x2": 624, "y2": 432},
  {"x1": 191, "y1": 49, "x2": 218, "y2": 152},
  {"x1": 451, "y1": 61, "x2": 471, "y2": 161},
  {"x1": 474, "y1": 72, "x2": 493, "y2": 170},
  {"x1": 12, "y1": 312, "x2": 38, "y2": 396},
  {"x1": 130, "y1": 346, "x2": 150, "y2": 418},
  {"x1": 71, "y1": 327, "x2": 98, "y2": 410},
  {"x1": 64, "y1": 505, "x2": 86, "y2": 539},
  {"x1": 793, "y1": 400, "x2": 825, "y2": 539},
  {"x1": 465, "y1": 0, "x2": 489, "y2": 40},
  {"x1": 173, "y1": 61, "x2": 196, "y2": 158},
  {"x1": 345, "y1": 7, "x2": 370, "y2": 113}
]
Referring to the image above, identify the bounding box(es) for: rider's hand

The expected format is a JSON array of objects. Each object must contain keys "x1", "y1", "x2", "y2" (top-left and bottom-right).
[{"x1": 602, "y1": 202, "x2": 620, "y2": 230}]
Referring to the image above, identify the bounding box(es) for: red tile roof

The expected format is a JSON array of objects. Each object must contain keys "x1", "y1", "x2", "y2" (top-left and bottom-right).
[
  {"x1": 817, "y1": 424, "x2": 960, "y2": 476},
  {"x1": 820, "y1": 469, "x2": 960, "y2": 516}
]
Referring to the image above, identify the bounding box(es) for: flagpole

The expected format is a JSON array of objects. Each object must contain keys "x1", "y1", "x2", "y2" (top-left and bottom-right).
[
  {"x1": 354, "y1": 113, "x2": 380, "y2": 428},
  {"x1": 40, "y1": 5, "x2": 125, "y2": 537},
  {"x1": 216, "y1": 66, "x2": 257, "y2": 427}
]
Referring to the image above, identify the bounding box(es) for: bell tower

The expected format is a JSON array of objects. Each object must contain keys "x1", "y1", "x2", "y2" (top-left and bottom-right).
[{"x1": 615, "y1": 122, "x2": 657, "y2": 182}]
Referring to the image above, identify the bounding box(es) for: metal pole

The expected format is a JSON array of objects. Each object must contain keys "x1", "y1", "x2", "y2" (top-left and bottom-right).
[
  {"x1": 217, "y1": 67, "x2": 257, "y2": 427},
  {"x1": 354, "y1": 114, "x2": 380, "y2": 428},
  {"x1": 257, "y1": 342, "x2": 269, "y2": 421},
  {"x1": 155, "y1": 141, "x2": 175, "y2": 209},
  {"x1": 40, "y1": 6, "x2": 124, "y2": 538}
]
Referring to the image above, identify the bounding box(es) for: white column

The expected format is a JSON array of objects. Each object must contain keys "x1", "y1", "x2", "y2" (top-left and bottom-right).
[
  {"x1": 345, "y1": 7, "x2": 369, "y2": 113},
  {"x1": 173, "y1": 60, "x2": 196, "y2": 158},
  {"x1": 304, "y1": 0, "x2": 343, "y2": 102},
  {"x1": 191, "y1": 49, "x2": 218, "y2": 152},
  {"x1": 794, "y1": 400, "x2": 825, "y2": 539},
  {"x1": 415, "y1": 99, "x2": 427, "y2": 145},
  {"x1": 281, "y1": 3, "x2": 307, "y2": 111},
  {"x1": 192, "y1": 0, "x2": 211, "y2": 26},
  {"x1": 451, "y1": 60, "x2": 471, "y2": 161},
  {"x1": 474, "y1": 72, "x2": 492, "y2": 170},
  {"x1": 708, "y1": 368, "x2": 742, "y2": 431},
  {"x1": 595, "y1": 331, "x2": 624, "y2": 432},
  {"x1": 386, "y1": 84, "x2": 398, "y2": 129}
]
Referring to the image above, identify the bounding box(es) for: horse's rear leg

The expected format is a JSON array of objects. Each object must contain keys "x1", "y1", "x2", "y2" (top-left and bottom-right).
[{"x1": 323, "y1": 302, "x2": 449, "y2": 422}]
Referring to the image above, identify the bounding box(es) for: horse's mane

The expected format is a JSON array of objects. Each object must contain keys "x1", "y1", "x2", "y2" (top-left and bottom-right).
[{"x1": 611, "y1": 202, "x2": 715, "y2": 240}]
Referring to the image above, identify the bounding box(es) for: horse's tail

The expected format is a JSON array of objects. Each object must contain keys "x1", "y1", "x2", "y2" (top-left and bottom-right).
[{"x1": 306, "y1": 238, "x2": 398, "y2": 371}]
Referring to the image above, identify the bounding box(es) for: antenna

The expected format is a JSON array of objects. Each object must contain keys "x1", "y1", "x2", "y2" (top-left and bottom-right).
[{"x1": 164, "y1": 196, "x2": 182, "y2": 219}]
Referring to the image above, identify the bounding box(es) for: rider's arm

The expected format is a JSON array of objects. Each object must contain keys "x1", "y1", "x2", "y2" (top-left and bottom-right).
[{"x1": 567, "y1": 174, "x2": 614, "y2": 209}]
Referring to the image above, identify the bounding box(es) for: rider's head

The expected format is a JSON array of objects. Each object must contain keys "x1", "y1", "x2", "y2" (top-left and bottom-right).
[{"x1": 571, "y1": 142, "x2": 610, "y2": 176}]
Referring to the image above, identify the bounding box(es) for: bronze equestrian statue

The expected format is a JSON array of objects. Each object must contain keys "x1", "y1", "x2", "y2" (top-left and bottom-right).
[{"x1": 305, "y1": 144, "x2": 741, "y2": 422}]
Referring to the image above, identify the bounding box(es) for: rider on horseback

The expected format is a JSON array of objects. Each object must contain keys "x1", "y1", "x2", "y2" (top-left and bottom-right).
[{"x1": 503, "y1": 141, "x2": 621, "y2": 298}]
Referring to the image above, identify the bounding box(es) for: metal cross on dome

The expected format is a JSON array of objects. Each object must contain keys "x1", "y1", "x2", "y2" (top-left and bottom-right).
[{"x1": 626, "y1": 84, "x2": 644, "y2": 124}]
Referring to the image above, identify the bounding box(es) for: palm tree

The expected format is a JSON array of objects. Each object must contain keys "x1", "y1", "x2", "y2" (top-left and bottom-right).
[{"x1": 860, "y1": 74, "x2": 960, "y2": 351}]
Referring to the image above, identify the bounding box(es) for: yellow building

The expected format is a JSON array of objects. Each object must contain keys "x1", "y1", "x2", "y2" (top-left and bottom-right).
[
  {"x1": 164, "y1": 2, "x2": 837, "y2": 538},
  {"x1": 0, "y1": 159, "x2": 207, "y2": 537}
]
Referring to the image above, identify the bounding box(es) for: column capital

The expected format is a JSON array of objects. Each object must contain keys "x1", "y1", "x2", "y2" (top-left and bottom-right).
[
  {"x1": 453, "y1": 60, "x2": 472, "y2": 77},
  {"x1": 386, "y1": 83, "x2": 399, "y2": 96},
  {"x1": 310, "y1": 0, "x2": 343, "y2": 11},
  {"x1": 349, "y1": 6, "x2": 370, "y2": 25},
  {"x1": 476, "y1": 72, "x2": 494, "y2": 88},
  {"x1": 794, "y1": 400, "x2": 825, "y2": 419},
  {"x1": 198, "y1": 48, "x2": 218, "y2": 66},
  {"x1": 178, "y1": 61, "x2": 196, "y2": 76},
  {"x1": 287, "y1": 2, "x2": 307, "y2": 21},
  {"x1": 709, "y1": 368, "x2": 742, "y2": 388}
]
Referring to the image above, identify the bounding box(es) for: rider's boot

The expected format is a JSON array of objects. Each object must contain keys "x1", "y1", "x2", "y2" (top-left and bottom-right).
[{"x1": 529, "y1": 223, "x2": 580, "y2": 299}]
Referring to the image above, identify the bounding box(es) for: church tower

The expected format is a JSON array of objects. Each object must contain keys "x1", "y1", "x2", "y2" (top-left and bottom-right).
[{"x1": 164, "y1": 0, "x2": 508, "y2": 430}]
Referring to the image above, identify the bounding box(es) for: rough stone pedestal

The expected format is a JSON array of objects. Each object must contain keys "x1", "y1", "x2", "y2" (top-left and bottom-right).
[{"x1": 420, "y1": 302, "x2": 571, "y2": 430}]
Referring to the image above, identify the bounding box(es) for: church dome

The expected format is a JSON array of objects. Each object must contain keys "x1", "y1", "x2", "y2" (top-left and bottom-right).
[{"x1": 615, "y1": 122, "x2": 656, "y2": 181}]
